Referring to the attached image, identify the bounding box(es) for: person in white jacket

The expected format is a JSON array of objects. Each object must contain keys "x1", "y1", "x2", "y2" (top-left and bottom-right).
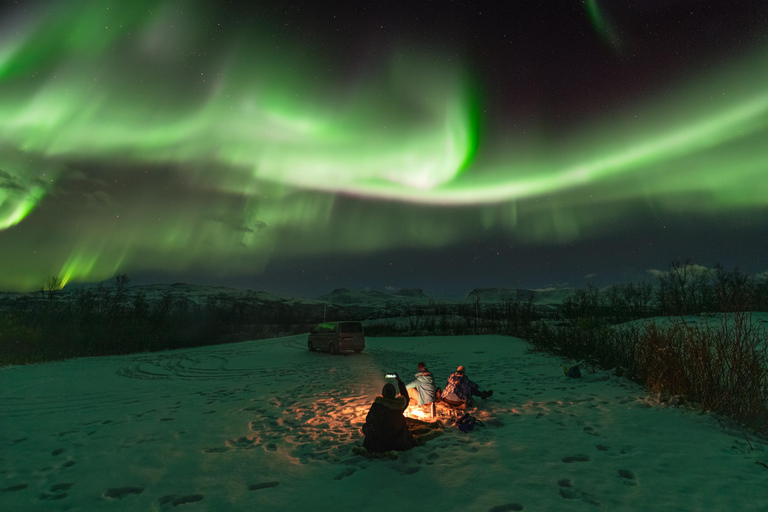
[{"x1": 405, "y1": 362, "x2": 437, "y2": 406}]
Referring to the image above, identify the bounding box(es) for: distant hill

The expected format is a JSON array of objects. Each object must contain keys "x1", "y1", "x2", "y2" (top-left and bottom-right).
[
  {"x1": 133, "y1": 283, "x2": 305, "y2": 305},
  {"x1": 316, "y1": 288, "x2": 399, "y2": 305},
  {"x1": 0, "y1": 283, "x2": 573, "y2": 310},
  {"x1": 466, "y1": 287, "x2": 574, "y2": 306},
  {"x1": 392, "y1": 288, "x2": 428, "y2": 298},
  {"x1": 0, "y1": 283, "x2": 322, "y2": 308},
  {"x1": 529, "y1": 288, "x2": 576, "y2": 305}
]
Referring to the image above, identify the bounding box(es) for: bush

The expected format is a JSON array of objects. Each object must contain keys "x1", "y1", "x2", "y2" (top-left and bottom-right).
[{"x1": 528, "y1": 314, "x2": 768, "y2": 434}]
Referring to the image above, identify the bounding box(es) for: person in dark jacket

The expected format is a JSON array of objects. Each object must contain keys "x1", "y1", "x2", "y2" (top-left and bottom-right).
[
  {"x1": 362, "y1": 373, "x2": 417, "y2": 452},
  {"x1": 442, "y1": 365, "x2": 493, "y2": 406},
  {"x1": 405, "y1": 362, "x2": 437, "y2": 406}
]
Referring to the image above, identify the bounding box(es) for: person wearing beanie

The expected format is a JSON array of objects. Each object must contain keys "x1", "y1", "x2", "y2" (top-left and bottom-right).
[
  {"x1": 361, "y1": 373, "x2": 417, "y2": 453},
  {"x1": 442, "y1": 365, "x2": 493, "y2": 406},
  {"x1": 404, "y1": 362, "x2": 437, "y2": 406}
]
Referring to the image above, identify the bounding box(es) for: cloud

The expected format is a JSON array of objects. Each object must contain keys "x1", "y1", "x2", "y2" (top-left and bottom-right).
[
  {"x1": 584, "y1": 273, "x2": 597, "y2": 279},
  {"x1": 535, "y1": 282, "x2": 570, "y2": 291},
  {"x1": 647, "y1": 264, "x2": 713, "y2": 279},
  {"x1": 646, "y1": 268, "x2": 665, "y2": 278}
]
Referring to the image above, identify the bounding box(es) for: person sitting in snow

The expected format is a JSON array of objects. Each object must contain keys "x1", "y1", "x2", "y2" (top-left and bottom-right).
[
  {"x1": 405, "y1": 362, "x2": 437, "y2": 406},
  {"x1": 442, "y1": 365, "x2": 492, "y2": 406},
  {"x1": 361, "y1": 373, "x2": 417, "y2": 452}
]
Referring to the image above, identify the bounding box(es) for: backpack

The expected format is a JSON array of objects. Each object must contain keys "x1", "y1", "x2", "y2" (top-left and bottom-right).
[{"x1": 454, "y1": 413, "x2": 483, "y2": 433}]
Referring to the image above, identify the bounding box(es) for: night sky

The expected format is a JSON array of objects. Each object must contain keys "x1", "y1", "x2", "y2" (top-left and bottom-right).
[{"x1": 1, "y1": 0, "x2": 767, "y2": 296}]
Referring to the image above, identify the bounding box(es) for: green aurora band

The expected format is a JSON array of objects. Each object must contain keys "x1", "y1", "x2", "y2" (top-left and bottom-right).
[
  {"x1": 0, "y1": 0, "x2": 766, "y2": 290},
  {"x1": 584, "y1": 0, "x2": 624, "y2": 53}
]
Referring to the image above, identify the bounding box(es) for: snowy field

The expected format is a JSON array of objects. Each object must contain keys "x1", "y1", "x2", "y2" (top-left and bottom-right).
[{"x1": 1, "y1": 335, "x2": 767, "y2": 511}]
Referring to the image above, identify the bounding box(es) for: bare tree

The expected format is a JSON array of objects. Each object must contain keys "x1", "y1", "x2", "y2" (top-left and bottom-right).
[
  {"x1": 713, "y1": 264, "x2": 755, "y2": 312},
  {"x1": 39, "y1": 275, "x2": 63, "y2": 301},
  {"x1": 604, "y1": 284, "x2": 623, "y2": 321},
  {"x1": 637, "y1": 281, "x2": 654, "y2": 316},
  {"x1": 662, "y1": 259, "x2": 711, "y2": 317}
]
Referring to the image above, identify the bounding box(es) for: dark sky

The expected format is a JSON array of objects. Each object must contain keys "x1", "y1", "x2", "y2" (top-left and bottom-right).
[{"x1": 1, "y1": 0, "x2": 767, "y2": 296}]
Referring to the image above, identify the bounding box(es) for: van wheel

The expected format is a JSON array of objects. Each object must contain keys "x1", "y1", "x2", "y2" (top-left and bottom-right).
[
  {"x1": 308, "y1": 340, "x2": 315, "y2": 352},
  {"x1": 329, "y1": 343, "x2": 338, "y2": 355}
]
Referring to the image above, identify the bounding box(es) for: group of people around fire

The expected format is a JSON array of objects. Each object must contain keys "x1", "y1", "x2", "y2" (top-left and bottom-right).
[{"x1": 361, "y1": 362, "x2": 493, "y2": 453}]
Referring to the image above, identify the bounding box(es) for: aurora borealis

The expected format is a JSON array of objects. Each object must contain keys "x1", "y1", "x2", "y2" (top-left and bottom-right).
[{"x1": 1, "y1": 0, "x2": 767, "y2": 294}]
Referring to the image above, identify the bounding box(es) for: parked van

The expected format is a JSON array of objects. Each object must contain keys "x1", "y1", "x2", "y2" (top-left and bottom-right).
[{"x1": 308, "y1": 321, "x2": 365, "y2": 354}]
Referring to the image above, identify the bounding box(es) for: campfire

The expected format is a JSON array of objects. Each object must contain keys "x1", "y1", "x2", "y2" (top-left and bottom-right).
[{"x1": 404, "y1": 402, "x2": 438, "y2": 421}]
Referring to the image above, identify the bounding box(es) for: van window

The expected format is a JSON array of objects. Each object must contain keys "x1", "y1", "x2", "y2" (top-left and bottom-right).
[
  {"x1": 312, "y1": 323, "x2": 338, "y2": 334},
  {"x1": 339, "y1": 322, "x2": 363, "y2": 333}
]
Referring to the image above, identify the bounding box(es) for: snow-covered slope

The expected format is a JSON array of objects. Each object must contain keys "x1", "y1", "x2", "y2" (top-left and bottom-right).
[
  {"x1": 465, "y1": 287, "x2": 574, "y2": 306},
  {"x1": 391, "y1": 288, "x2": 429, "y2": 299},
  {"x1": 133, "y1": 283, "x2": 324, "y2": 306},
  {"x1": 1, "y1": 335, "x2": 765, "y2": 511},
  {"x1": 316, "y1": 288, "x2": 400, "y2": 305}
]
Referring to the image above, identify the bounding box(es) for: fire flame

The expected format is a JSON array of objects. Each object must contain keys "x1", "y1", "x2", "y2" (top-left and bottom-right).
[{"x1": 404, "y1": 404, "x2": 435, "y2": 421}]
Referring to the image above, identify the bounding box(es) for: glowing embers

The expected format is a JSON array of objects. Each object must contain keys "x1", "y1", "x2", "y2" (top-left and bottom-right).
[{"x1": 403, "y1": 402, "x2": 438, "y2": 421}]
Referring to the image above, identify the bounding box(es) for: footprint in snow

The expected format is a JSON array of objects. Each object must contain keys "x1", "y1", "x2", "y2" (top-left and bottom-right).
[
  {"x1": 0, "y1": 484, "x2": 28, "y2": 494},
  {"x1": 104, "y1": 486, "x2": 144, "y2": 499},
  {"x1": 562, "y1": 454, "x2": 590, "y2": 463},
  {"x1": 225, "y1": 437, "x2": 259, "y2": 449},
  {"x1": 249, "y1": 482, "x2": 280, "y2": 490},
  {"x1": 618, "y1": 469, "x2": 638, "y2": 486},
  {"x1": 172, "y1": 494, "x2": 204, "y2": 506},
  {"x1": 39, "y1": 492, "x2": 68, "y2": 500},
  {"x1": 158, "y1": 494, "x2": 205, "y2": 507},
  {"x1": 334, "y1": 468, "x2": 356, "y2": 480},
  {"x1": 557, "y1": 479, "x2": 601, "y2": 507},
  {"x1": 202, "y1": 447, "x2": 229, "y2": 454}
]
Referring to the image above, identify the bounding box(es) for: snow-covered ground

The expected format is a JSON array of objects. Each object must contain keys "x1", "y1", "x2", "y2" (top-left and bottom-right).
[{"x1": 1, "y1": 335, "x2": 766, "y2": 511}]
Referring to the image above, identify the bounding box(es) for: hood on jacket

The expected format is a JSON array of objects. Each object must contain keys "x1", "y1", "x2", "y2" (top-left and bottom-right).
[{"x1": 373, "y1": 395, "x2": 408, "y2": 411}]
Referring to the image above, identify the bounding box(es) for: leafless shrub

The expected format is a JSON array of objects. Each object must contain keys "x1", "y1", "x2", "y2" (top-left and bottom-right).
[{"x1": 530, "y1": 313, "x2": 768, "y2": 434}]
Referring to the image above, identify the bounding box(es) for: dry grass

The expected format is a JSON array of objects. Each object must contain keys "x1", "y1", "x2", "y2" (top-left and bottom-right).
[{"x1": 528, "y1": 313, "x2": 768, "y2": 434}]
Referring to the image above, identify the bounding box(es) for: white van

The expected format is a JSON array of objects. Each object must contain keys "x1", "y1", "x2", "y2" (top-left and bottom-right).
[{"x1": 307, "y1": 321, "x2": 365, "y2": 354}]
